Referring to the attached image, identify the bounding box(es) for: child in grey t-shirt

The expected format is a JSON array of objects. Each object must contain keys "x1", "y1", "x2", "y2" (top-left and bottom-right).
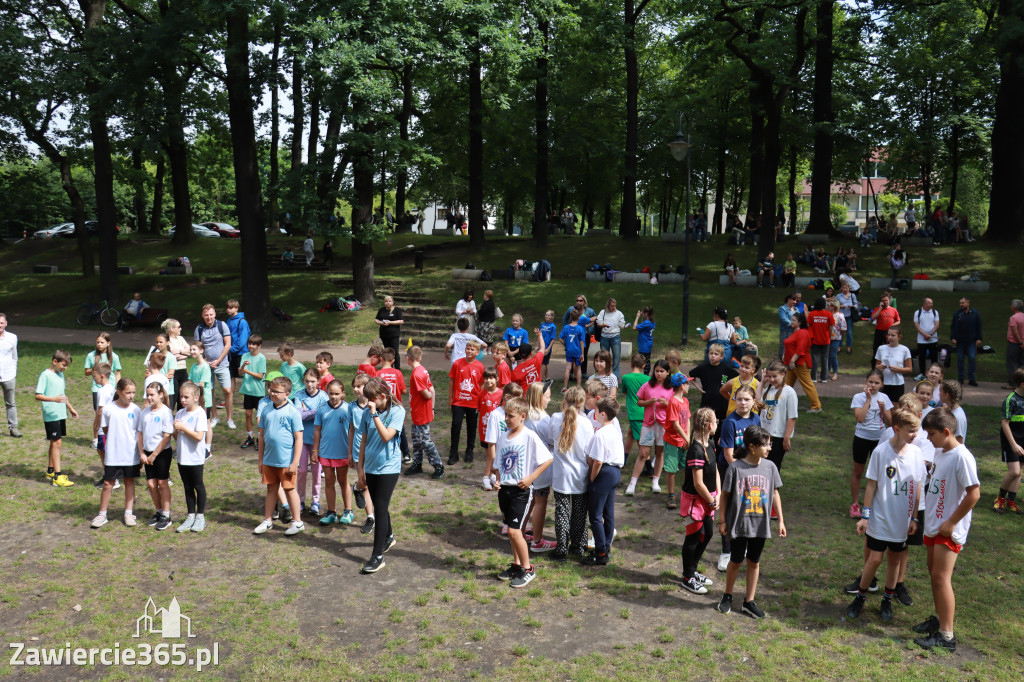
[{"x1": 717, "y1": 425, "x2": 785, "y2": 619}]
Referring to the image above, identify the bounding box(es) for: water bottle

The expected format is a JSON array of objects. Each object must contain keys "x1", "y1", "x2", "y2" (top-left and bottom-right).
[{"x1": 696, "y1": 326, "x2": 704, "y2": 334}]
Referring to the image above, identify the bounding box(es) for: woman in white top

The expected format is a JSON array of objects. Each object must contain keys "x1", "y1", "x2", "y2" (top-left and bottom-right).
[
  {"x1": 596, "y1": 298, "x2": 628, "y2": 379},
  {"x1": 701, "y1": 306, "x2": 737, "y2": 364},
  {"x1": 548, "y1": 386, "x2": 594, "y2": 560},
  {"x1": 162, "y1": 318, "x2": 191, "y2": 411},
  {"x1": 454, "y1": 289, "x2": 477, "y2": 334}
]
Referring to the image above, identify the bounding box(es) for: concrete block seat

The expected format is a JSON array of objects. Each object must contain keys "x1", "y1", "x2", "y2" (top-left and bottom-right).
[
  {"x1": 451, "y1": 268, "x2": 484, "y2": 280},
  {"x1": 719, "y1": 274, "x2": 758, "y2": 286}
]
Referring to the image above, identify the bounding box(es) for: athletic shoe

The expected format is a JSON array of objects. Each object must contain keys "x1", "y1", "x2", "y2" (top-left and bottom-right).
[
  {"x1": 695, "y1": 571, "x2": 713, "y2": 587},
  {"x1": 880, "y1": 598, "x2": 894, "y2": 622},
  {"x1": 849, "y1": 502, "x2": 861, "y2": 519},
  {"x1": 431, "y1": 466, "x2": 445, "y2": 480},
  {"x1": 464, "y1": 451, "x2": 474, "y2": 463},
  {"x1": 52, "y1": 474, "x2": 75, "y2": 487},
  {"x1": 112, "y1": 478, "x2": 121, "y2": 490},
  {"x1": 666, "y1": 493, "x2": 677, "y2": 509},
  {"x1": 717, "y1": 553, "x2": 731, "y2": 571},
  {"x1": 530, "y1": 538, "x2": 557, "y2": 552},
  {"x1": 209, "y1": 417, "x2": 219, "y2": 428},
  {"x1": 91, "y1": 437, "x2": 99, "y2": 449},
  {"x1": 500, "y1": 524, "x2": 509, "y2": 535},
  {"x1": 217, "y1": 401, "x2": 226, "y2": 408},
  {"x1": 847, "y1": 595, "x2": 865, "y2": 619},
  {"x1": 319, "y1": 511, "x2": 339, "y2": 525},
  {"x1": 844, "y1": 577, "x2": 878, "y2": 594},
  {"x1": 46, "y1": 471, "x2": 55, "y2": 482},
  {"x1": 94, "y1": 478, "x2": 105, "y2": 489},
  {"x1": 717, "y1": 593, "x2": 733, "y2": 614},
  {"x1": 808, "y1": 408, "x2": 823, "y2": 414},
  {"x1": 992, "y1": 497, "x2": 1005, "y2": 513},
  {"x1": 146, "y1": 512, "x2": 162, "y2": 527},
  {"x1": 339, "y1": 511, "x2": 355, "y2": 525},
  {"x1": 284, "y1": 521, "x2": 305, "y2": 536},
  {"x1": 360, "y1": 517, "x2": 375, "y2": 534},
  {"x1": 895, "y1": 584, "x2": 913, "y2": 606},
  {"x1": 651, "y1": 479, "x2": 662, "y2": 494},
  {"x1": 402, "y1": 454, "x2": 412, "y2": 465},
  {"x1": 155, "y1": 516, "x2": 172, "y2": 531},
  {"x1": 1006, "y1": 501, "x2": 1023, "y2": 514},
  {"x1": 272, "y1": 504, "x2": 280, "y2": 520},
  {"x1": 742, "y1": 600, "x2": 766, "y2": 619},
  {"x1": 968, "y1": 380, "x2": 978, "y2": 387},
  {"x1": 310, "y1": 502, "x2": 321, "y2": 516},
  {"x1": 361, "y1": 555, "x2": 385, "y2": 573},
  {"x1": 384, "y1": 535, "x2": 397, "y2": 552},
  {"x1": 510, "y1": 565, "x2": 536, "y2": 588},
  {"x1": 124, "y1": 512, "x2": 137, "y2": 527},
  {"x1": 281, "y1": 506, "x2": 293, "y2": 524},
  {"x1": 353, "y1": 486, "x2": 366, "y2": 509},
  {"x1": 90, "y1": 514, "x2": 108, "y2": 529},
  {"x1": 624, "y1": 485, "x2": 636, "y2": 496},
  {"x1": 914, "y1": 632, "x2": 956, "y2": 652},
  {"x1": 497, "y1": 563, "x2": 521, "y2": 581},
  {"x1": 226, "y1": 419, "x2": 237, "y2": 430},
  {"x1": 681, "y1": 576, "x2": 708, "y2": 595},
  {"x1": 241, "y1": 436, "x2": 255, "y2": 449},
  {"x1": 770, "y1": 508, "x2": 779, "y2": 520},
  {"x1": 9, "y1": 427, "x2": 22, "y2": 438},
  {"x1": 404, "y1": 464, "x2": 424, "y2": 476},
  {"x1": 176, "y1": 514, "x2": 195, "y2": 532},
  {"x1": 191, "y1": 515, "x2": 206, "y2": 532},
  {"x1": 253, "y1": 519, "x2": 273, "y2": 535},
  {"x1": 447, "y1": 453, "x2": 459, "y2": 465},
  {"x1": 914, "y1": 374, "x2": 925, "y2": 382},
  {"x1": 482, "y1": 475, "x2": 493, "y2": 491},
  {"x1": 581, "y1": 551, "x2": 609, "y2": 566},
  {"x1": 912, "y1": 615, "x2": 940, "y2": 634}
]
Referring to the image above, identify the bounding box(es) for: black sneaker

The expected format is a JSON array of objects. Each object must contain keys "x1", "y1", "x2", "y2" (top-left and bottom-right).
[
  {"x1": 447, "y1": 453, "x2": 459, "y2": 466},
  {"x1": 272, "y1": 503, "x2": 281, "y2": 520},
  {"x1": 353, "y1": 486, "x2": 366, "y2": 509},
  {"x1": 146, "y1": 512, "x2": 162, "y2": 527},
  {"x1": 241, "y1": 436, "x2": 255, "y2": 448},
  {"x1": 880, "y1": 598, "x2": 894, "y2": 622},
  {"x1": 281, "y1": 506, "x2": 293, "y2": 524},
  {"x1": 895, "y1": 584, "x2": 913, "y2": 606},
  {"x1": 844, "y1": 576, "x2": 878, "y2": 594},
  {"x1": 718, "y1": 593, "x2": 733, "y2": 614},
  {"x1": 847, "y1": 595, "x2": 865, "y2": 619},
  {"x1": 582, "y1": 551, "x2": 609, "y2": 566},
  {"x1": 497, "y1": 563, "x2": 521, "y2": 581},
  {"x1": 430, "y1": 466, "x2": 445, "y2": 480},
  {"x1": 463, "y1": 451, "x2": 474, "y2": 463},
  {"x1": 912, "y1": 615, "x2": 940, "y2": 634},
  {"x1": 402, "y1": 454, "x2": 412, "y2": 465},
  {"x1": 361, "y1": 555, "x2": 385, "y2": 573},
  {"x1": 155, "y1": 516, "x2": 172, "y2": 531},
  {"x1": 404, "y1": 463, "x2": 424, "y2": 476},
  {"x1": 509, "y1": 565, "x2": 535, "y2": 588},
  {"x1": 360, "y1": 517, "x2": 375, "y2": 535},
  {"x1": 914, "y1": 632, "x2": 956, "y2": 652},
  {"x1": 384, "y1": 535, "x2": 396, "y2": 553},
  {"x1": 742, "y1": 600, "x2": 766, "y2": 619}
]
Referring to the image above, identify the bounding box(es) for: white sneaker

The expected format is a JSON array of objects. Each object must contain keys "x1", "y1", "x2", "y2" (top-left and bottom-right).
[
  {"x1": 284, "y1": 521, "x2": 305, "y2": 536},
  {"x1": 112, "y1": 479, "x2": 121, "y2": 490},
  {"x1": 651, "y1": 479, "x2": 662, "y2": 494},
  {"x1": 209, "y1": 417, "x2": 219, "y2": 428},
  {"x1": 91, "y1": 438, "x2": 99, "y2": 449},
  {"x1": 90, "y1": 514, "x2": 108, "y2": 528},
  {"x1": 482, "y1": 476, "x2": 493, "y2": 491},
  {"x1": 717, "y1": 553, "x2": 731, "y2": 572},
  {"x1": 226, "y1": 419, "x2": 237, "y2": 430},
  {"x1": 624, "y1": 485, "x2": 636, "y2": 496},
  {"x1": 124, "y1": 512, "x2": 137, "y2": 527},
  {"x1": 253, "y1": 519, "x2": 273, "y2": 535},
  {"x1": 177, "y1": 514, "x2": 196, "y2": 533},
  {"x1": 490, "y1": 474, "x2": 497, "y2": 487}
]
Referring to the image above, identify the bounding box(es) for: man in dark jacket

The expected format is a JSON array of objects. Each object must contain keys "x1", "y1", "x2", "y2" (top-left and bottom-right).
[{"x1": 950, "y1": 297, "x2": 982, "y2": 386}]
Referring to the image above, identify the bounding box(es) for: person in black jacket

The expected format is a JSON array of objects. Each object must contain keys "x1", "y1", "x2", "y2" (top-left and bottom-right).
[{"x1": 950, "y1": 297, "x2": 982, "y2": 386}]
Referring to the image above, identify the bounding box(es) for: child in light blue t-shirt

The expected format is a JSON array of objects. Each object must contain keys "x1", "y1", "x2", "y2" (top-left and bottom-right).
[
  {"x1": 293, "y1": 369, "x2": 329, "y2": 515},
  {"x1": 255, "y1": 376, "x2": 305, "y2": 536}
]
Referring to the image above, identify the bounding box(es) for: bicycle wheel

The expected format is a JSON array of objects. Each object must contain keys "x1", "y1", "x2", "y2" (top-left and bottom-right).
[
  {"x1": 100, "y1": 306, "x2": 120, "y2": 327},
  {"x1": 75, "y1": 305, "x2": 94, "y2": 327}
]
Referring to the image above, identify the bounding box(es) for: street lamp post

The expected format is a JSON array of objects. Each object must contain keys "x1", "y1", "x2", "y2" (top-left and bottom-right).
[{"x1": 668, "y1": 114, "x2": 691, "y2": 346}]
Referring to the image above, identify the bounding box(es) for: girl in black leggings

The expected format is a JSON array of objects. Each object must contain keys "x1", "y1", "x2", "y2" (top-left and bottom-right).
[{"x1": 357, "y1": 379, "x2": 405, "y2": 574}]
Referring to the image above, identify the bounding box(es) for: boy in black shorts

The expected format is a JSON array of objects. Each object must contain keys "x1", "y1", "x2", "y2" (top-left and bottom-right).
[
  {"x1": 239, "y1": 334, "x2": 267, "y2": 449},
  {"x1": 995, "y1": 367, "x2": 1024, "y2": 513},
  {"x1": 34, "y1": 349, "x2": 79, "y2": 487}
]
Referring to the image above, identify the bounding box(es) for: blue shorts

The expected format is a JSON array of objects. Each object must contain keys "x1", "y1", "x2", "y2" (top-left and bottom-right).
[{"x1": 566, "y1": 355, "x2": 582, "y2": 366}]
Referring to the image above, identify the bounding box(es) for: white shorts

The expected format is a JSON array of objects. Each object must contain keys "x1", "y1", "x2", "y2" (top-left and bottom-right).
[
  {"x1": 213, "y1": 365, "x2": 232, "y2": 389},
  {"x1": 639, "y1": 423, "x2": 665, "y2": 447}
]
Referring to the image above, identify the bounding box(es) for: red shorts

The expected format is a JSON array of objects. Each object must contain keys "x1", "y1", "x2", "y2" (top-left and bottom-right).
[
  {"x1": 319, "y1": 458, "x2": 349, "y2": 469},
  {"x1": 923, "y1": 533, "x2": 962, "y2": 554}
]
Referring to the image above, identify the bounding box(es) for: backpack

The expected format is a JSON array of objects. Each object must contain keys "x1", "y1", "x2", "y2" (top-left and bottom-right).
[
  {"x1": 480, "y1": 269, "x2": 492, "y2": 281},
  {"x1": 272, "y1": 307, "x2": 293, "y2": 321}
]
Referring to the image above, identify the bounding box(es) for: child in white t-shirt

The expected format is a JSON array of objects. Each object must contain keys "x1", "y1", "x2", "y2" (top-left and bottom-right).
[
  {"x1": 583, "y1": 398, "x2": 625, "y2": 566},
  {"x1": 90, "y1": 379, "x2": 142, "y2": 529},
  {"x1": 91, "y1": 364, "x2": 115, "y2": 480},
  {"x1": 138, "y1": 383, "x2": 175, "y2": 530},
  {"x1": 548, "y1": 386, "x2": 594, "y2": 560},
  {"x1": 174, "y1": 382, "x2": 210, "y2": 533},
  {"x1": 849, "y1": 370, "x2": 894, "y2": 518},
  {"x1": 939, "y1": 380, "x2": 968, "y2": 444}
]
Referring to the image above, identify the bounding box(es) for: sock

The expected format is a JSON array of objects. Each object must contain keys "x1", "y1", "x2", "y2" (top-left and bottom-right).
[
  {"x1": 367, "y1": 515, "x2": 375, "y2": 521},
  {"x1": 652, "y1": 476, "x2": 660, "y2": 484},
  {"x1": 938, "y1": 629, "x2": 953, "y2": 640},
  {"x1": 98, "y1": 510, "x2": 107, "y2": 517},
  {"x1": 196, "y1": 513, "x2": 204, "y2": 519},
  {"x1": 999, "y1": 488, "x2": 1008, "y2": 499},
  {"x1": 628, "y1": 477, "x2": 638, "y2": 487},
  {"x1": 857, "y1": 589, "x2": 867, "y2": 599},
  {"x1": 54, "y1": 471, "x2": 61, "y2": 477},
  {"x1": 47, "y1": 467, "x2": 54, "y2": 474},
  {"x1": 247, "y1": 431, "x2": 253, "y2": 437},
  {"x1": 883, "y1": 588, "x2": 894, "y2": 602},
  {"x1": 126, "y1": 508, "x2": 133, "y2": 514},
  {"x1": 282, "y1": 503, "x2": 290, "y2": 509},
  {"x1": 1009, "y1": 491, "x2": 1018, "y2": 501}
]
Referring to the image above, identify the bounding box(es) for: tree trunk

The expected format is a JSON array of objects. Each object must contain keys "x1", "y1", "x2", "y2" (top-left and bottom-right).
[
  {"x1": 746, "y1": 92, "x2": 766, "y2": 228},
  {"x1": 604, "y1": 196, "x2": 611, "y2": 230},
  {"x1": 532, "y1": 19, "x2": 549, "y2": 247},
  {"x1": 225, "y1": 5, "x2": 271, "y2": 327},
  {"x1": 468, "y1": 29, "x2": 485, "y2": 248},
  {"x1": 150, "y1": 154, "x2": 165, "y2": 234},
  {"x1": 307, "y1": 40, "x2": 320, "y2": 171},
  {"x1": 131, "y1": 146, "x2": 146, "y2": 233},
  {"x1": 269, "y1": 17, "x2": 281, "y2": 230},
  {"x1": 291, "y1": 49, "x2": 304, "y2": 171},
  {"x1": 807, "y1": 0, "x2": 835, "y2": 234},
  {"x1": 713, "y1": 142, "x2": 726, "y2": 236},
  {"x1": 988, "y1": 0, "x2": 1024, "y2": 241},
  {"x1": 947, "y1": 124, "x2": 961, "y2": 213},
  {"x1": 351, "y1": 124, "x2": 376, "y2": 303},
  {"x1": 619, "y1": 0, "x2": 640, "y2": 239},
  {"x1": 395, "y1": 62, "x2": 412, "y2": 219},
  {"x1": 165, "y1": 86, "x2": 194, "y2": 245},
  {"x1": 788, "y1": 145, "x2": 799, "y2": 236},
  {"x1": 758, "y1": 103, "x2": 782, "y2": 258}
]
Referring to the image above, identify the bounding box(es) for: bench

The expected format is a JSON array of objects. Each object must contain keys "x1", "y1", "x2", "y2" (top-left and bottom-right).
[
  {"x1": 32, "y1": 265, "x2": 58, "y2": 274},
  {"x1": 585, "y1": 229, "x2": 615, "y2": 237},
  {"x1": 124, "y1": 307, "x2": 169, "y2": 328},
  {"x1": 660, "y1": 232, "x2": 687, "y2": 243},
  {"x1": 513, "y1": 270, "x2": 551, "y2": 282},
  {"x1": 613, "y1": 272, "x2": 653, "y2": 284},
  {"x1": 451, "y1": 268, "x2": 483, "y2": 280},
  {"x1": 432, "y1": 228, "x2": 455, "y2": 236},
  {"x1": 910, "y1": 279, "x2": 955, "y2": 292},
  {"x1": 93, "y1": 265, "x2": 137, "y2": 275},
  {"x1": 588, "y1": 341, "x2": 633, "y2": 360},
  {"x1": 162, "y1": 265, "x2": 193, "y2": 275},
  {"x1": 585, "y1": 271, "x2": 605, "y2": 283},
  {"x1": 719, "y1": 274, "x2": 758, "y2": 286},
  {"x1": 953, "y1": 280, "x2": 990, "y2": 292}
]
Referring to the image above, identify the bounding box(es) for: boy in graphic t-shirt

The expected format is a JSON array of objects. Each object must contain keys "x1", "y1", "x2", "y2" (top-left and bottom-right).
[
  {"x1": 448, "y1": 341, "x2": 485, "y2": 466},
  {"x1": 404, "y1": 346, "x2": 443, "y2": 479}
]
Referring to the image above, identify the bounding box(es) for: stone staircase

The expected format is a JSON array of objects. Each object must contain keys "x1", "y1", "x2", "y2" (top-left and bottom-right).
[{"x1": 330, "y1": 278, "x2": 456, "y2": 350}]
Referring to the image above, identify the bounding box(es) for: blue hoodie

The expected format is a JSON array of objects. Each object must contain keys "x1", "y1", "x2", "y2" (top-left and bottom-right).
[{"x1": 227, "y1": 312, "x2": 251, "y2": 355}]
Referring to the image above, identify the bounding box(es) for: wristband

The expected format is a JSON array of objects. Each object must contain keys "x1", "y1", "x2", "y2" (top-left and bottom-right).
[{"x1": 860, "y1": 507, "x2": 872, "y2": 520}]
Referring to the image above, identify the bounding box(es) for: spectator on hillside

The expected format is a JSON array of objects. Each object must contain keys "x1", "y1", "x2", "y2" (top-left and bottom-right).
[
  {"x1": 1005, "y1": 299, "x2": 1024, "y2": 389},
  {"x1": 118, "y1": 292, "x2": 150, "y2": 330},
  {"x1": 303, "y1": 232, "x2": 315, "y2": 267}
]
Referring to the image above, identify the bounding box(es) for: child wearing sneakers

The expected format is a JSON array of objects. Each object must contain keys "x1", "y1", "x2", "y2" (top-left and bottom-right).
[
  {"x1": 313, "y1": 379, "x2": 354, "y2": 526},
  {"x1": 548, "y1": 386, "x2": 594, "y2": 560},
  {"x1": 939, "y1": 379, "x2": 968, "y2": 444},
  {"x1": 510, "y1": 329, "x2": 547, "y2": 393},
  {"x1": 173, "y1": 381, "x2": 210, "y2": 532},
  {"x1": 277, "y1": 343, "x2": 306, "y2": 398},
  {"x1": 404, "y1": 346, "x2": 444, "y2": 479},
  {"x1": 850, "y1": 370, "x2": 894, "y2": 518},
  {"x1": 502, "y1": 313, "x2": 530, "y2": 359},
  {"x1": 495, "y1": 397, "x2": 553, "y2": 587},
  {"x1": 846, "y1": 408, "x2": 925, "y2": 623},
  {"x1": 716, "y1": 385, "x2": 762, "y2": 569},
  {"x1": 483, "y1": 382, "x2": 525, "y2": 491},
  {"x1": 348, "y1": 374, "x2": 376, "y2": 534},
  {"x1": 582, "y1": 398, "x2": 625, "y2": 566},
  {"x1": 91, "y1": 364, "x2": 115, "y2": 486},
  {"x1": 254, "y1": 375, "x2": 306, "y2": 536},
  {"x1": 621, "y1": 354, "x2": 648, "y2": 466},
  {"x1": 377, "y1": 348, "x2": 411, "y2": 465},
  {"x1": 559, "y1": 309, "x2": 586, "y2": 388},
  {"x1": 717, "y1": 425, "x2": 785, "y2": 618},
  {"x1": 35, "y1": 349, "x2": 79, "y2": 487},
  {"x1": 188, "y1": 341, "x2": 214, "y2": 456},
  {"x1": 476, "y1": 368, "x2": 503, "y2": 460},
  {"x1": 239, "y1": 334, "x2": 267, "y2": 449},
  {"x1": 912, "y1": 407, "x2": 981, "y2": 652},
  {"x1": 661, "y1": 373, "x2": 691, "y2": 509},
  {"x1": 680, "y1": 408, "x2": 720, "y2": 595},
  {"x1": 448, "y1": 340, "x2": 485, "y2": 465},
  {"x1": 138, "y1": 382, "x2": 174, "y2": 531},
  {"x1": 756, "y1": 361, "x2": 798, "y2": 477},
  {"x1": 540, "y1": 310, "x2": 558, "y2": 381},
  {"x1": 625, "y1": 360, "x2": 674, "y2": 496},
  {"x1": 293, "y1": 369, "x2": 328, "y2": 516},
  {"x1": 994, "y1": 367, "x2": 1024, "y2": 513},
  {"x1": 91, "y1": 378, "x2": 142, "y2": 529}
]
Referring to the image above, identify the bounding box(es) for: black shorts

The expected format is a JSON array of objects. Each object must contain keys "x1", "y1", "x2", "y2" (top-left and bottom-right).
[
  {"x1": 1001, "y1": 432, "x2": 1022, "y2": 464},
  {"x1": 229, "y1": 352, "x2": 242, "y2": 378},
  {"x1": 768, "y1": 439, "x2": 787, "y2": 472},
  {"x1": 866, "y1": 533, "x2": 908, "y2": 554},
  {"x1": 906, "y1": 509, "x2": 925, "y2": 546},
  {"x1": 852, "y1": 436, "x2": 879, "y2": 465},
  {"x1": 533, "y1": 485, "x2": 550, "y2": 499},
  {"x1": 92, "y1": 392, "x2": 99, "y2": 411},
  {"x1": 44, "y1": 419, "x2": 66, "y2": 441},
  {"x1": 243, "y1": 394, "x2": 262, "y2": 411},
  {"x1": 103, "y1": 464, "x2": 141, "y2": 481},
  {"x1": 881, "y1": 384, "x2": 904, "y2": 405},
  {"x1": 144, "y1": 448, "x2": 173, "y2": 480},
  {"x1": 498, "y1": 486, "x2": 533, "y2": 529},
  {"x1": 542, "y1": 350, "x2": 552, "y2": 366},
  {"x1": 729, "y1": 536, "x2": 767, "y2": 564}
]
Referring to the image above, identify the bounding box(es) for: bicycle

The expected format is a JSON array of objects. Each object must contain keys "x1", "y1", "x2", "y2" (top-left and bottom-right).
[{"x1": 75, "y1": 299, "x2": 120, "y2": 327}]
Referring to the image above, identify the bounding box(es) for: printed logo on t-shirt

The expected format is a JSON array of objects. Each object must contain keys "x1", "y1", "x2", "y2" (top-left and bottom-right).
[
  {"x1": 499, "y1": 443, "x2": 524, "y2": 479},
  {"x1": 460, "y1": 378, "x2": 475, "y2": 393},
  {"x1": 885, "y1": 464, "x2": 897, "y2": 479},
  {"x1": 743, "y1": 486, "x2": 765, "y2": 515}
]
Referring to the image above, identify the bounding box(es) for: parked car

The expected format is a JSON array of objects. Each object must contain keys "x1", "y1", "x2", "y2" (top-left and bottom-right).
[
  {"x1": 33, "y1": 223, "x2": 76, "y2": 240},
  {"x1": 199, "y1": 222, "x2": 240, "y2": 238},
  {"x1": 82, "y1": 220, "x2": 120, "y2": 236},
  {"x1": 168, "y1": 224, "x2": 221, "y2": 239}
]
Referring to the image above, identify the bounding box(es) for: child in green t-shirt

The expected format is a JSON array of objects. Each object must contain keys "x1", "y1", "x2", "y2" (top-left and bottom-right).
[
  {"x1": 239, "y1": 334, "x2": 268, "y2": 448},
  {"x1": 620, "y1": 354, "x2": 649, "y2": 464},
  {"x1": 34, "y1": 349, "x2": 79, "y2": 487},
  {"x1": 783, "y1": 254, "x2": 797, "y2": 288}
]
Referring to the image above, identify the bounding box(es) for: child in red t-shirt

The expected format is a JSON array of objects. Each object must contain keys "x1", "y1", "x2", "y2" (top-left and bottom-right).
[
  {"x1": 661, "y1": 372, "x2": 692, "y2": 509},
  {"x1": 357, "y1": 344, "x2": 383, "y2": 378},
  {"x1": 807, "y1": 297, "x2": 835, "y2": 383},
  {"x1": 476, "y1": 368, "x2": 503, "y2": 445},
  {"x1": 448, "y1": 340, "x2": 485, "y2": 465},
  {"x1": 377, "y1": 347, "x2": 411, "y2": 464},
  {"x1": 511, "y1": 329, "x2": 548, "y2": 393},
  {"x1": 315, "y1": 351, "x2": 336, "y2": 391},
  {"x1": 492, "y1": 342, "x2": 513, "y2": 388},
  {"x1": 405, "y1": 346, "x2": 443, "y2": 478}
]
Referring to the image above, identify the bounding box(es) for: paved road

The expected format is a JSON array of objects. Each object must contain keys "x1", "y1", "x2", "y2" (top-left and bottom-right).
[{"x1": 10, "y1": 325, "x2": 1009, "y2": 407}]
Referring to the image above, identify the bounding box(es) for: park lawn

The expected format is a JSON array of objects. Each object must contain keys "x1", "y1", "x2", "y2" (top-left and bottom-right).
[{"x1": 0, "y1": 341, "x2": 1021, "y2": 679}]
